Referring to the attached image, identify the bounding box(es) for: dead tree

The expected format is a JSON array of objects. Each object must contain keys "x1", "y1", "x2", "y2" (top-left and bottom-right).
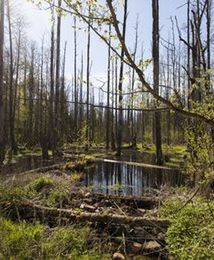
[
  {"x1": 106, "y1": 24, "x2": 111, "y2": 150},
  {"x1": 0, "y1": 0, "x2": 5, "y2": 164},
  {"x1": 116, "y1": 0, "x2": 128, "y2": 156},
  {"x1": 60, "y1": 41, "x2": 67, "y2": 145},
  {"x1": 86, "y1": 6, "x2": 91, "y2": 150},
  {"x1": 49, "y1": 4, "x2": 55, "y2": 157},
  {"x1": 152, "y1": 0, "x2": 163, "y2": 165},
  {"x1": 55, "y1": 0, "x2": 62, "y2": 152},
  {"x1": 73, "y1": 16, "x2": 78, "y2": 138},
  {"x1": 7, "y1": 0, "x2": 17, "y2": 156}
]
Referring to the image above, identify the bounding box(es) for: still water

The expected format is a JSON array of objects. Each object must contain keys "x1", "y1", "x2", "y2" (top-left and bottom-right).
[
  {"x1": 85, "y1": 161, "x2": 185, "y2": 196},
  {"x1": 0, "y1": 155, "x2": 52, "y2": 175}
]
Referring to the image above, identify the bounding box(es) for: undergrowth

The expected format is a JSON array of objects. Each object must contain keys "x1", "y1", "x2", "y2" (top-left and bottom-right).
[
  {"x1": 161, "y1": 197, "x2": 214, "y2": 260},
  {"x1": 0, "y1": 217, "x2": 105, "y2": 259},
  {"x1": 0, "y1": 175, "x2": 71, "y2": 208},
  {"x1": 0, "y1": 173, "x2": 108, "y2": 259}
]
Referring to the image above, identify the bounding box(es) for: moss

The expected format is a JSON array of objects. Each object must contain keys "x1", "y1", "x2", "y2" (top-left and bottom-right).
[
  {"x1": 0, "y1": 174, "x2": 71, "y2": 208},
  {"x1": 71, "y1": 172, "x2": 84, "y2": 183},
  {"x1": 64, "y1": 158, "x2": 94, "y2": 172},
  {"x1": 46, "y1": 186, "x2": 70, "y2": 207},
  {"x1": 28, "y1": 176, "x2": 54, "y2": 192}
]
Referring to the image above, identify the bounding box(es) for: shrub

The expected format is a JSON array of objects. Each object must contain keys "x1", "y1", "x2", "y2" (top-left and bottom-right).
[
  {"x1": 29, "y1": 176, "x2": 54, "y2": 192},
  {"x1": 161, "y1": 198, "x2": 214, "y2": 260}
]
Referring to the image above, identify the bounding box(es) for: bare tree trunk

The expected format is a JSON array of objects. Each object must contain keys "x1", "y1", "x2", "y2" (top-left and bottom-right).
[
  {"x1": 73, "y1": 16, "x2": 78, "y2": 138},
  {"x1": 49, "y1": 5, "x2": 55, "y2": 157},
  {"x1": 7, "y1": 0, "x2": 17, "y2": 156},
  {"x1": 40, "y1": 37, "x2": 49, "y2": 159},
  {"x1": 79, "y1": 53, "x2": 83, "y2": 129},
  {"x1": 106, "y1": 24, "x2": 111, "y2": 150},
  {"x1": 117, "y1": 0, "x2": 128, "y2": 156},
  {"x1": 55, "y1": 0, "x2": 62, "y2": 153},
  {"x1": 0, "y1": 0, "x2": 5, "y2": 165},
  {"x1": 60, "y1": 41, "x2": 67, "y2": 145},
  {"x1": 115, "y1": 56, "x2": 118, "y2": 147},
  {"x1": 86, "y1": 6, "x2": 91, "y2": 151},
  {"x1": 131, "y1": 18, "x2": 138, "y2": 148},
  {"x1": 14, "y1": 27, "x2": 21, "y2": 145},
  {"x1": 152, "y1": 0, "x2": 163, "y2": 165},
  {"x1": 28, "y1": 46, "x2": 35, "y2": 148},
  {"x1": 111, "y1": 57, "x2": 116, "y2": 150}
]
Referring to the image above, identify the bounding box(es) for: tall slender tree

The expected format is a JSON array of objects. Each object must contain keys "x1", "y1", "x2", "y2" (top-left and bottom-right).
[
  {"x1": 55, "y1": 0, "x2": 62, "y2": 152},
  {"x1": 0, "y1": 0, "x2": 5, "y2": 164},
  {"x1": 86, "y1": 6, "x2": 91, "y2": 150},
  {"x1": 116, "y1": 0, "x2": 128, "y2": 156},
  {"x1": 106, "y1": 24, "x2": 111, "y2": 150},
  {"x1": 152, "y1": 0, "x2": 163, "y2": 165}
]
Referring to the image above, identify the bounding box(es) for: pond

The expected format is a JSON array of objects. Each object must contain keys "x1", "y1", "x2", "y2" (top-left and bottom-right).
[
  {"x1": 85, "y1": 160, "x2": 186, "y2": 196},
  {"x1": 0, "y1": 154, "x2": 53, "y2": 175}
]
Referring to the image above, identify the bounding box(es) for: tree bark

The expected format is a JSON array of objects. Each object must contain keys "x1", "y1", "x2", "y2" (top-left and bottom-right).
[
  {"x1": 152, "y1": 0, "x2": 163, "y2": 165},
  {"x1": 0, "y1": 0, "x2": 5, "y2": 165},
  {"x1": 116, "y1": 0, "x2": 128, "y2": 156}
]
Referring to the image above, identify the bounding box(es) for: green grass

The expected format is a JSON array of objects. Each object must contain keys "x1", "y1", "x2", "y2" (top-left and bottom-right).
[
  {"x1": 0, "y1": 217, "x2": 106, "y2": 259},
  {"x1": 0, "y1": 174, "x2": 71, "y2": 208}
]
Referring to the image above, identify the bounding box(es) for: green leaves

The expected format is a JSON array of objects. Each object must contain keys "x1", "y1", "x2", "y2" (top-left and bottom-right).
[{"x1": 162, "y1": 198, "x2": 214, "y2": 260}]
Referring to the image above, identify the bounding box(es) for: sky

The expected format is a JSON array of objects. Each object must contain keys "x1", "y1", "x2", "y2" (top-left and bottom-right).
[{"x1": 19, "y1": 0, "x2": 187, "y2": 102}]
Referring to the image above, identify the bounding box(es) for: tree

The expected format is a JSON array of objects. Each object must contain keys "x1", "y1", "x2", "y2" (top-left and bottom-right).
[
  {"x1": 86, "y1": 5, "x2": 91, "y2": 150},
  {"x1": 0, "y1": 0, "x2": 5, "y2": 165},
  {"x1": 116, "y1": 0, "x2": 128, "y2": 156},
  {"x1": 55, "y1": 0, "x2": 62, "y2": 153},
  {"x1": 152, "y1": 0, "x2": 163, "y2": 165},
  {"x1": 49, "y1": 3, "x2": 55, "y2": 157}
]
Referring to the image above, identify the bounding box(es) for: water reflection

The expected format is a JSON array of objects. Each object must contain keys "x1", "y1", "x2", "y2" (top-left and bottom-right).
[
  {"x1": 0, "y1": 155, "x2": 52, "y2": 175},
  {"x1": 85, "y1": 161, "x2": 185, "y2": 196}
]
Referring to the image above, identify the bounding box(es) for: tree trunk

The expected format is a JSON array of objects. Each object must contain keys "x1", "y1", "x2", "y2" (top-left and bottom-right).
[
  {"x1": 106, "y1": 24, "x2": 111, "y2": 150},
  {"x1": 7, "y1": 0, "x2": 17, "y2": 156},
  {"x1": 55, "y1": 0, "x2": 62, "y2": 153},
  {"x1": 0, "y1": 0, "x2": 5, "y2": 165},
  {"x1": 117, "y1": 0, "x2": 128, "y2": 156},
  {"x1": 152, "y1": 0, "x2": 163, "y2": 165},
  {"x1": 86, "y1": 6, "x2": 91, "y2": 151}
]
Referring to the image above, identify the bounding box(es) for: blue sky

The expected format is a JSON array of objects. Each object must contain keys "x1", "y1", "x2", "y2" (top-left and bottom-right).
[{"x1": 21, "y1": 0, "x2": 187, "y2": 101}]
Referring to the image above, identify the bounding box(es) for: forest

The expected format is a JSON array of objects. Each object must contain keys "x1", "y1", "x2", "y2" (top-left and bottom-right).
[{"x1": 0, "y1": 0, "x2": 213, "y2": 259}]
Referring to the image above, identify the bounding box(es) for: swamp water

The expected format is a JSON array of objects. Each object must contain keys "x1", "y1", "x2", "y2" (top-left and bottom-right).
[
  {"x1": 0, "y1": 154, "x2": 52, "y2": 175},
  {"x1": 85, "y1": 161, "x2": 185, "y2": 196}
]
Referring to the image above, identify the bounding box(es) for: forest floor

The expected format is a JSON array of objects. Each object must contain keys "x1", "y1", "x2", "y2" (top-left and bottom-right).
[
  {"x1": 0, "y1": 146, "x2": 213, "y2": 259},
  {"x1": 0, "y1": 150, "x2": 174, "y2": 259}
]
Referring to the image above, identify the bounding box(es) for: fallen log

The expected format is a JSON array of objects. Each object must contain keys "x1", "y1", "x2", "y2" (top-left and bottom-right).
[
  {"x1": 21, "y1": 163, "x2": 64, "y2": 175},
  {"x1": 70, "y1": 192, "x2": 159, "y2": 209},
  {"x1": 103, "y1": 159, "x2": 175, "y2": 170},
  {"x1": 2, "y1": 199, "x2": 170, "y2": 229}
]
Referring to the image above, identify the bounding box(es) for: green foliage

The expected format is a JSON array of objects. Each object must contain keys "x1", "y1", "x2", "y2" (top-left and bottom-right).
[
  {"x1": 64, "y1": 157, "x2": 94, "y2": 172},
  {"x1": 76, "y1": 122, "x2": 88, "y2": 146},
  {"x1": 161, "y1": 198, "x2": 214, "y2": 260},
  {"x1": 0, "y1": 175, "x2": 71, "y2": 208},
  {"x1": 0, "y1": 184, "x2": 27, "y2": 201},
  {"x1": 184, "y1": 122, "x2": 213, "y2": 182},
  {"x1": 0, "y1": 218, "x2": 103, "y2": 259},
  {"x1": 70, "y1": 171, "x2": 84, "y2": 183},
  {"x1": 0, "y1": 218, "x2": 44, "y2": 259},
  {"x1": 43, "y1": 226, "x2": 90, "y2": 257},
  {"x1": 28, "y1": 176, "x2": 54, "y2": 192}
]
